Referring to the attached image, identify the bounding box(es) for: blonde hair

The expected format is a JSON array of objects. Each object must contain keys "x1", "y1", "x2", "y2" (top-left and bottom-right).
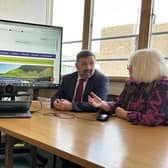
[{"x1": 128, "y1": 48, "x2": 168, "y2": 83}]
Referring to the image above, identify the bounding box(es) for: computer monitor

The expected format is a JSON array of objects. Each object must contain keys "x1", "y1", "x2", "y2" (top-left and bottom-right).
[{"x1": 0, "y1": 19, "x2": 62, "y2": 89}]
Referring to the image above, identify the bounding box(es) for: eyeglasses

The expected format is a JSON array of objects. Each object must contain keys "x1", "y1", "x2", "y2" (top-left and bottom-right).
[{"x1": 127, "y1": 64, "x2": 132, "y2": 71}]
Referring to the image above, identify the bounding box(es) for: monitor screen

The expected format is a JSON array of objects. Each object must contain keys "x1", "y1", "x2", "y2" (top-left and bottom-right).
[{"x1": 0, "y1": 19, "x2": 62, "y2": 89}]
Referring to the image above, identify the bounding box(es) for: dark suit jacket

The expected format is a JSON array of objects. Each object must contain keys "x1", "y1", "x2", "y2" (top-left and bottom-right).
[{"x1": 51, "y1": 70, "x2": 109, "y2": 112}]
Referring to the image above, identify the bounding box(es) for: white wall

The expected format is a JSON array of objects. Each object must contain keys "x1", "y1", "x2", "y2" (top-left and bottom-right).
[{"x1": 0, "y1": 0, "x2": 52, "y2": 24}]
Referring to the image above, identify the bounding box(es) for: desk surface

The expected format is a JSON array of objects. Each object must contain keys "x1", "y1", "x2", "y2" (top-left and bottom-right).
[{"x1": 0, "y1": 101, "x2": 168, "y2": 168}]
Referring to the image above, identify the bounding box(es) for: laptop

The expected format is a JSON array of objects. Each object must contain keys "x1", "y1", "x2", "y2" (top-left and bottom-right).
[{"x1": 0, "y1": 101, "x2": 32, "y2": 118}]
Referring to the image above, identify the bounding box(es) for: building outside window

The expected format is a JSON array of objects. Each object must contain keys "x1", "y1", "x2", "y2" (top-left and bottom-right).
[
  {"x1": 52, "y1": 0, "x2": 167, "y2": 77},
  {"x1": 150, "y1": 0, "x2": 168, "y2": 64},
  {"x1": 52, "y1": 0, "x2": 141, "y2": 77},
  {"x1": 91, "y1": 0, "x2": 141, "y2": 77}
]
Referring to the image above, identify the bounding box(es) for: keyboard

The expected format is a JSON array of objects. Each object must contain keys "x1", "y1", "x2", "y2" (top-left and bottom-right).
[{"x1": 0, "y1": 101, "x2": 32, "y2": 118}]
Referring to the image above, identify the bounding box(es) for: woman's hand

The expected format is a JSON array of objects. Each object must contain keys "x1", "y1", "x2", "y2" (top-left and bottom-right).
[{"x1": 115, "y1": 107, "x2": 128, "y2": 119}]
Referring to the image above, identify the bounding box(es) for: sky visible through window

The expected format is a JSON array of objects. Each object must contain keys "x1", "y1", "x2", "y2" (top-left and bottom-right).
[
  {"x1": 52, "y1": 0, "x2": 168, "y2": 39},
  {"x1": 52, "y1": 0, "x2": 168, "y2": 75}
]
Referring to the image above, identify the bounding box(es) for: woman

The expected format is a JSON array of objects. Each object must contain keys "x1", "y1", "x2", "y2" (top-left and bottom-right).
[{"x1": 88, "y1": 48, "x2": 168, "y2": 126}]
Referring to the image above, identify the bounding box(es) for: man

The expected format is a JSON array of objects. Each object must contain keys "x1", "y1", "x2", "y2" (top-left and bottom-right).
[{"x1": 51, "y1": 50, "x2": 109, "y2": 112}]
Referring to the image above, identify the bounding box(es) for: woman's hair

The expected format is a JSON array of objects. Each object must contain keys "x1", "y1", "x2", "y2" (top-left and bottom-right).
[{"x1": 128, "y1": 48, "x2": 168, "y2": 83}]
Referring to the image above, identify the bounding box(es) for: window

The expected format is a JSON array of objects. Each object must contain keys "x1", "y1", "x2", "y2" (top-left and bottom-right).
[
  {"x1": 151, "y1": 0, "x2": 168, "y2": 64},
  {"x1": 52, "y1": 0, "x2": 165, "y2": 78},
  {"x1": 52, "y1": 0, "x2": 84, "y2": 74},
  {"x1": 91, "y1": 0, "x2": 141, "y2": 76}
]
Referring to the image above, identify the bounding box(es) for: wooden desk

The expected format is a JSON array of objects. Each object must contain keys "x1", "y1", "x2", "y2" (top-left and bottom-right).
[{"x1": 0, "y1": 102, "x2": 168, "y2": 168}]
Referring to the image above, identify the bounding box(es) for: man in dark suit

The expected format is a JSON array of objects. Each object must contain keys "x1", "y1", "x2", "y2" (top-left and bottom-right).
[{"x1": 51, "y1": 50, "x2": 109, "y2": 112}]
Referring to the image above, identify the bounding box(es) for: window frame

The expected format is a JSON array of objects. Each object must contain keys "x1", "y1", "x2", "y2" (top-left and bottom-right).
[{"x1": 53, "y1": 0, "x2": 154, "y2": 81}]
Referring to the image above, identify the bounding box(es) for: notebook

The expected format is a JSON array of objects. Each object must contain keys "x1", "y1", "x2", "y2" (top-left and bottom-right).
[{"x1": 0, "y1": 101, "x2": 32, "y2": 118}]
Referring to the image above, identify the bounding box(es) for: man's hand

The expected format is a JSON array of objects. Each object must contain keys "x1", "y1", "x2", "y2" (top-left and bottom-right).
[
  {"x1": 53, "y1": 99, "x2": 73, "y2": 111},
  {"x1": 88, "y1": 92, "x2": 103, "y2": 108},
  {"x1": 115, "y1": 107, "x2": 128, "y2": 119},
  {"x1": 88, "y1": 92, "x2": 110, "y2": 111}
]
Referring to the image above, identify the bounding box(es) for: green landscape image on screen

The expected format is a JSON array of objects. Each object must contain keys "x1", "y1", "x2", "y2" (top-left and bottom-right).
[
  {"x1": 0, "y1": 55, "x2": 54, "y2": 82},
  {"x1": 0, "y1": 63, "x2": 53, "y2": 83}
]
